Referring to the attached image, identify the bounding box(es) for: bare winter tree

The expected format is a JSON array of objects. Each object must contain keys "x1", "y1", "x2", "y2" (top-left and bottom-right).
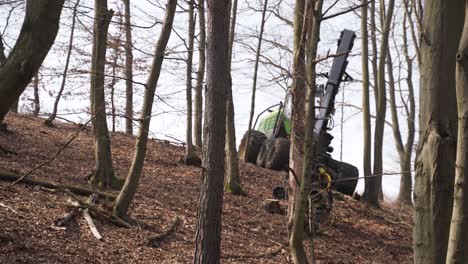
[
  {"x1": 193, "y1": 0, "x2": 229, "y2": 262},
  {"x1": 113, "y1": 0, "x2": 177, "y2": 218},
  {"x1": 87, "y1": 0, "x2": 119, "y2": 188},
  {"x1": 413, "y1": 0, "x2": 464, "y2": 263},
  {"x1": 193, "y1": 0, "x2": 206, "y2": 147},
  {"x1": 0, "y1": 0, "x2": 65, "y2": 123},
  {"x1": 123, "y1": 0, "x2": 133, "y2": 135}
]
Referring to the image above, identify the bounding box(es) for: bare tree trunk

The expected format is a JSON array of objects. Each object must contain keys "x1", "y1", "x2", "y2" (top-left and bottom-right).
[
  {"x1": 0, "y1": 0, "x2": 65, "y2": 122},
  {"x1": 110, "y1": 47, "x2": 118, "y2": 133},
  {"x1": 123, "y1": 0, "x2": 133, "y2": 135},
  {"x1": 363, "y1": 0, "x2": 395, "y2": 207},
  {"x1": 183, "y1": 0, "x2": 200, "y2": 165},
  {"x1": 242, "y1": 0, "x2": 268, "y2": 162},
  {"x1": 32, "y1": 71, "x2": 40, "y2": 116},
  {"x1": 193, "y1": 0, "x2": 206, "y2": 147},
  {"x1": 88, "y1": 0, "x2": 119, "y2": 188},
  {"x1": 447, "y1": 3, "x2": 468, "y2": 262},
  {"x1": 361, "y1": 0, "x2": 372, "y2": 196},
  {"x1": 224, "y1": 0, "x2": 243, "y2": 195},
  {"x1": 0, "y1": 34, "x2": 6, "y2": 65},
  {"x1": 413, "y1": 1, "x2": 464, "y2": 263},
  {"x1": 112, "y1": 0, "x2": 177, "y2": 217},
  {"x1": 46, "y1": 0, "x2": 80, "y2": 125},
  {"x1": 287, "y1": 0, "x2": 306, "y2": 231},
  {"x1": 290, "y1": 1, "x2": 322, "y2": 263},
  {"x1": 193, "y1": 0, "x2": 229, "y2": 262}
]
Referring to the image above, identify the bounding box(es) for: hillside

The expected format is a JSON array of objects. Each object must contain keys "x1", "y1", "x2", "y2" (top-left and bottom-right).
[{"x1": 0, "y1": 114, "x2": 412, "y2": 263}]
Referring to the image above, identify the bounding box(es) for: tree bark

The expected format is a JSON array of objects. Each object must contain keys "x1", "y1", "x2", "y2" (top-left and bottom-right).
[
  {"x1": 224, "y1": 0, "x2": 243, "y2": 195},
  {"x1": 46, "y1": 0, "x2": 80, "y2": 125},
  {"x1": 446, "y1": 2, "x2": 468, "y2": 262},
  {"x1": 32, "y1": 71, "x2": 40, "y2": 116},
  {"x1": 123, "y1": 0, "x2": 133, "y2": 135},
  {"x1": 414, "y1": 1, "x2": 464, "y2": 263},
  {"x1": 289, "y1": 1, "x2": 322, "y2": 263},
  {"x1": 183, "y1": 0, "x2": 200, "y2": 165},
  {"x1": 0, "y1": 0, "x2": 65, "y2": 122},
  {"x1": 112, "y1": 0, "x2": 177, "y2": 217},
  {"x1": 242, "y1": 0, "x2": 268, "y2": 162},
  {"x1": 193, "y1": 0, "x2": 229, "y2": 262},
  {"x1": 88, "y1": 0, "x2": 119, "y2": 188},
  {"x1": 193, "y1": 0, "x2": 206, "y2": 147}
]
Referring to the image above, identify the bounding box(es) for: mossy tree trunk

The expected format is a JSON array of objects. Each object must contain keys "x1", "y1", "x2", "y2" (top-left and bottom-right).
[
  {"x1": 193, "y1": 0, "x2": 229, "y2": 262},
  {"x1": 0, "y1": 0, "x2": 65, "y2": 122},
  {"x1": 413, "y1": 0, "x2": 464, "y2": 263},
  {"x1": 446, "y1": 3, "x2": 468, "y2": 262},
  {"x1": 88, "y1": 0, "x2": 119, "y2": 188},
  {"x1": 113, "y1": 0, "x2": 177, "y2": 218}
]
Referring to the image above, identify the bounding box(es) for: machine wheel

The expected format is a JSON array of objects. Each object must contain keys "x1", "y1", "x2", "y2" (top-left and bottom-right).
[
  {"x1": 326, "y1": 159, "x2": 359, "y2": 195},
  {"x1": 256, "y1": 137, "x2": 274, "y2": 168},
  {"x1": 265, "y1": 138, "x2": 290, "y2": 171},
  {"x1": 238, "y1": 130, "x2": 267, "y2": 164}
]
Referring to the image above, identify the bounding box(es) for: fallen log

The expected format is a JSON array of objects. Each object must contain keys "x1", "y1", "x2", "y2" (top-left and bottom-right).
[
  {"x1": 0, "y1": 172, "x2": 117, "y2": 200},
  {"x1": 83, "y1": 194, "x2": 103, "y2": 240},
  {"x1": 55, "y1": 200, "x2": 80, "y2": 227},
  {"x1": 148, "y1": 215, "x2": 181, "y2": 247}
]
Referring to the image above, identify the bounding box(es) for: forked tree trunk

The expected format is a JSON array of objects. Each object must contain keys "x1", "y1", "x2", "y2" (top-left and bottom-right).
[
  {"x1": 242, "y1": 0, "x2": 268, "y2": 162},
  {"x1": 363, "y1": 0, "x2": 395, "y2": 207},
  {"x1": 224, "y1": 0, "x2": 243, "y2": 195},
  {"x1": 193, "y1": 0, "x2": 229, "y2": 262},
  {"x1": 113, "y1": 0, "x2": 177, "y2": 217},
  {"x1": 46, "y1": 0, "x2": 80, "y2": 125},
  {"x1": 290, "y1": 1, "x2": 322, "y2": 263},
  {"x1": 287, "y1": 0, "x2": 306, "y2": 230},
  {"x1": 183, "y1": 0, "x2": 200, "y2": 165},
  {"x1": 361, "y1": 0, "x2": 372, "y2": 195},
  {"x1": 446, "y1": 2, "x2": 468, "y2": 263},
  {"x1": 0, "y1": 0, "x2": 65, "y2": 122},
  {"x1": 193, "y1": 0, "x2": 206, "y2": 147},
  {"x1": 413, "y1": 1, "x2": 464, "y2": 263},
  {"x1": 123, "y1": 0, "x2": 133, "y2": 135},
  {"x1": 88, "y1": 0, "x2": 119, "y2": 188}
]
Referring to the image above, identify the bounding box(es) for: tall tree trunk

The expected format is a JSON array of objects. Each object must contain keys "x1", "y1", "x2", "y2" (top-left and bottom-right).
[
  {"x1": 110, "y1": 47, "x2": 119, "y2": 133},
  {"x1": 32, "y1": 71, "x2": 40, "y2": 116},
  {"x1": 361, "y1": 0, "x2": 372, "y2": 197},
  {"x1": 183, "y1": 0, "x2": 200, "y2": 165},
  {"x1": 287, "y1": 0, "x2": 306, "y2": 230},
  {"x1": 447, "y1": 3, "x2": 468, "y2": 262},
  {"x1": 113, "y1": 0, "x2": 177, "y2": 217},
  {"x1": 193, "y1": 0, "x2": 206, "y2": 147},
  {"x1": 242, "y1": 0, "x2": 268, "y2": 162},
  {"x1": 88, "y1": 0, "x2": 119, "y2": 188},
  {"x1": 46, "y1": 0, "x2": 80, "y2": 125},
  {"x1": 224, "y1": 0, "x2": 243, "y2": 195},
  {"x1": 414, "y1": 0, "x2": 464, "y2": 263},
  {"x1": 0, "y1": 0, "x2": 65, "y2": 122},
  {"x1": 290, "y1": 1, "x2": 322, "y2": 263},
  {"x1": 363, "y1": 0, "x2": 395, "y2": 207},
  {"x1": 123, "y1": 0, "x2": 133, "y2": 135},
  {"x1": 193, "y1": 0, "x2": 229, "y2": 262}
]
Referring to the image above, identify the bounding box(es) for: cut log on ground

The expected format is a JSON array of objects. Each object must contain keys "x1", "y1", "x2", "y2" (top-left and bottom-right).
[
  {"x1": 0, "y1": 172, "x2": 117, "y2": 200},
  {"x1": 147, "y1": 215, "x2": 181, "y2": 247},
  {"x1": 262, "y1": 199, "x2": 284, "y2": 214}
]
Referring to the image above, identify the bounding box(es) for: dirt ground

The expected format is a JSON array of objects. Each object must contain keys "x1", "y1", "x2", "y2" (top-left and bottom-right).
[{"x1": 0, "y1": 114, "x2": 413, "y2": 263}]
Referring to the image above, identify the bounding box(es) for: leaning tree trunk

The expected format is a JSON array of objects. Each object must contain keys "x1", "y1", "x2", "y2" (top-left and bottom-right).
[
  {"x1": 242, "y1": 0, "x2": 268, "y2": 162},
  {"x1": 287, "y1": 0, "x2": 306, "y2": 231},
  {"x1": 290, "y1": 1, "x2": 322, "y2": 263},
  {"x1": 193, "y1": 0, "x2": 229, "y2": 262},
  {"x1": 113, "y1": 0, "x2": 177, "y2": 218},
  {"x1": 224, "y1": 0, "x2": 243, "y2": 195},
  {"x1": 446, "y1": 2, "x2": 468, "y2": 262},
  {"x1": 183, "y1": 0, "x2": 201, "y2": 165},
  {"x1": 46, "y1": 0, "x2": 80, "y2": 125},
  {"x1": 123, "y1": 0, "x2": 133, "y2": 135},
  {"x1": 193, "y1": 0, "x2": 206, "y2": 147},
  {"x1": 88, "y1": 0, "x2": 119, "y2": 188},
  {"x1": 0, "y1": 0, "x2": 65, "y2": 122},
  {"x1": 413, "y1": 0, "x2": 464, "y2": 263}
]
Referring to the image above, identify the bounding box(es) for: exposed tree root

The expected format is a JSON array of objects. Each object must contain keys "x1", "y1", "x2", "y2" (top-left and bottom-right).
[{"x1": 147, "y1": 215, "x2": 181, "y2": 247}]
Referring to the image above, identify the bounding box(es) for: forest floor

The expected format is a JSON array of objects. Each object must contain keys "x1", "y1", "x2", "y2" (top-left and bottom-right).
[{"x1": 0, "y1": 113, "x2": 413, "y2": 264}]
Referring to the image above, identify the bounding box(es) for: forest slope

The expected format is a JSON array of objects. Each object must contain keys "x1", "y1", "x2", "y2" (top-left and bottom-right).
[{"x1": 0, "y1": 114, "x2": 412, "y2": 263}]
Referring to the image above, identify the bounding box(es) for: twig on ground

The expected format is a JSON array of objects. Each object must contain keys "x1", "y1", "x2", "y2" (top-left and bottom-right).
[
  {"x1": 222, "y1": 246, "x2": 284, "y2": 260},
  {"x1": 0, "y1": 202, "x2": 18, "y2": 214},
  {"x1": 147, "y1": 215, "x2": 181, "y2": 247}
]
